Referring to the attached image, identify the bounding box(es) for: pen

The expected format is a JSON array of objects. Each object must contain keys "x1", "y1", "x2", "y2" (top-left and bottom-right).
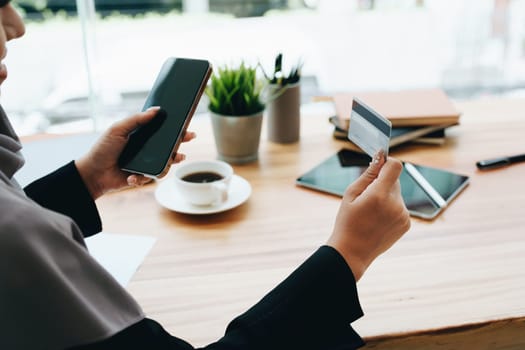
[{"x1": 476, "y1": 153, "x2": 525, "y2": 170}]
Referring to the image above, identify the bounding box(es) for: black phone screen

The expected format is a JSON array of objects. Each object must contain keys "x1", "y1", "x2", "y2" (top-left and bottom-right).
[
  {"x1": 296, "y1": 149, "x2": 469, "y2": 219},
  {"x1": 118, "y1": 57, "x2": 211, "y2": 177}
]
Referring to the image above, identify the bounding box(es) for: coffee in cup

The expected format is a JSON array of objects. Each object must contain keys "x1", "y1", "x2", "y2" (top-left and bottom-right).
[
  {"x1": 174, "y1": 160, "x2": 233, "y2": 206},
  {"x1": 181, "y1": 171, "x2": 224, "y2": 183}
]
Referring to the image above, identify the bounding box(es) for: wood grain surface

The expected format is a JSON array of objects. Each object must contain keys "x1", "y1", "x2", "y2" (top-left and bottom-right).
[{"x1": 94, "y1": 96, "x2": 525, "y2": 348}]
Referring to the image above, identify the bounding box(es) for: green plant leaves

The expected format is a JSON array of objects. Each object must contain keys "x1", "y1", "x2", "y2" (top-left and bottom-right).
[{"x1": 206, "y1": 61, "x2": 265, "y2": 116}]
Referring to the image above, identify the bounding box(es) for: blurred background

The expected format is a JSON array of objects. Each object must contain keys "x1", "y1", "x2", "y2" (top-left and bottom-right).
[{"x1": 4, "y1": 0, "x2": 525, "y2": 135}]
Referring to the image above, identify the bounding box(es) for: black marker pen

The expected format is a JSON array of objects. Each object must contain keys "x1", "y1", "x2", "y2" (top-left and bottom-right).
[{"x1": 476, "y1": 153, "x2": 525, "y2": 170}]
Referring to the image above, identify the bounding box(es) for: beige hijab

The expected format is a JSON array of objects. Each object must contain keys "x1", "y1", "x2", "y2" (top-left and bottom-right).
[{"x1": 0, "y1": 106, "x2": 144, "y2": 349}]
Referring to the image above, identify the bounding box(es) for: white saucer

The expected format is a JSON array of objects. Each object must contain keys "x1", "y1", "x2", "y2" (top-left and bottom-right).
[{"x1": 154, "y1": 174, "x2": 252, "y2": 215}]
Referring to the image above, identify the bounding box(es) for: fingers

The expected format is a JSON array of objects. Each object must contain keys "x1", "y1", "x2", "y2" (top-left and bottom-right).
[
  {"x1": 344, "y1": 151, "x2": 386, "y2": 202},
  {"x1": 171, "y1": 132, "x2": 195, "y2": 163},
  {"x1": 110, "y1": 106, "x2": 161, "y2": 138},
  {"x1": 172, "y1": 152, "x2": 186, "y2": 163},
  {"x1": 126, "y1": 152, "x2": 188, "y2": 187},
  {"x1": 182, "y1": 131, "x2": 196, "y2": 142},
  {"x1": 391, "y1": 176, "x2": 402, "y2": 197},
  {"x1": 127, "y1": 174, "x2": 153, "y2": 187},
  {"x1": 373, "y1": 158, "x2": 404, "y2": 191}
]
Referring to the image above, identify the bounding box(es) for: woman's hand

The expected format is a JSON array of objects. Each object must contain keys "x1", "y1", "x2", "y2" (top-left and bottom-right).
[
  {"x1": 327, "y1": 153, "x2": 411, "y2": 281},
  {"x1": 75, "y1": 107, "x2": 196, "y2": 200}
]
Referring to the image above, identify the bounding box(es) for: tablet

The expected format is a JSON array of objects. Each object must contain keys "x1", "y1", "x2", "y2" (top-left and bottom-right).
[{"x1": 296, "y1": 149, "x2": 470, "y2": 219}]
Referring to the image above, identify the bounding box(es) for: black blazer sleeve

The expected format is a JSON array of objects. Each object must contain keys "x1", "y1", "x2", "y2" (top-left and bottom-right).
[
  {"x1": 23, "y1": 161, "x2": 102, "y2": 237},
  {"x1": 71, "y1": 246, "x2": 365, "y2": 350}
]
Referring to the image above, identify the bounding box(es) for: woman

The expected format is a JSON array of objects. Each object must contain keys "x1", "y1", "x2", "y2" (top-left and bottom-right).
[{"x1": 0, "y1": 2, "x2": 410, "y2": 349}]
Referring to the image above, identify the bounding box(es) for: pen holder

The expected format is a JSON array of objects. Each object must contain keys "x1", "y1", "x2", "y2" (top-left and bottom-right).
[{"x1": 266, "y1": 83, "x2": 301, "y2": 144}]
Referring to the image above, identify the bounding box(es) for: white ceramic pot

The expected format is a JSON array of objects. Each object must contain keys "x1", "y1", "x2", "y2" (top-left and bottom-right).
[{"x1": 210, "y1": 110, "x2": 264, "y2": 164}]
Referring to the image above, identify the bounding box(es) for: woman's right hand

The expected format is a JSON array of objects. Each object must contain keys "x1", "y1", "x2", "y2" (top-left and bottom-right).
[{"x1": 327, "y1": 154, "x2": 411, "y2": 281}]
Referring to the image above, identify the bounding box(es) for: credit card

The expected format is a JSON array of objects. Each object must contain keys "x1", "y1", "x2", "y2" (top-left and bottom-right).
[{"x1": 347, "y1": 98, "x2": 392, "y2": 161}]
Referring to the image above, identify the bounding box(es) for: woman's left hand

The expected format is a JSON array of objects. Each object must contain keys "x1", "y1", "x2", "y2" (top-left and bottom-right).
[{"x1": 75, "y1": 107, "x2": 196, "y2": 200}]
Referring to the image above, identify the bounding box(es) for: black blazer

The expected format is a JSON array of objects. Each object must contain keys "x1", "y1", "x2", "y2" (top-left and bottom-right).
[{"x1": 25, "y1": 162, "x2": 365, "y2": 350}]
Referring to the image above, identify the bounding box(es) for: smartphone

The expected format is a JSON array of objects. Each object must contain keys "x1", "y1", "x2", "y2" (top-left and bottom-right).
[{"x1": 118, "y1": 57, "x2": 212, "y2": 178}]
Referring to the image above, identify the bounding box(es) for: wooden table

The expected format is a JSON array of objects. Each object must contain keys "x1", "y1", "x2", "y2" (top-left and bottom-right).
[{"x1": 95, "y1": 96, "x2": 525, "y2": 349}]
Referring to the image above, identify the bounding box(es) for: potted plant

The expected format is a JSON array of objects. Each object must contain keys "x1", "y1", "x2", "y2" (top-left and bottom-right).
[
  {"x1": 262, "y1": 53, "x2": 303, "y2": 144},
  {"x1": 206, "y1": 61, "x2": 266, "y2": 164}
]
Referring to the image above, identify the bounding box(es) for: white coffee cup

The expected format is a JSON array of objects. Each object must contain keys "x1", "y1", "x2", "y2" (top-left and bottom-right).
[{"x1": 174, "y1": 160, "x2": 233, "y2": 206}]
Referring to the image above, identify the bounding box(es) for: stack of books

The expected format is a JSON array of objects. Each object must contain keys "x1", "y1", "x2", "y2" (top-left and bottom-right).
[{"x1": 329, "y1": 88, "x2": 460, "y2": 151}]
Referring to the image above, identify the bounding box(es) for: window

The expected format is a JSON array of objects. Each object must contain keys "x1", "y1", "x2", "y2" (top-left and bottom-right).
[{"x1": 6, "y1": 0, "x2": 525, "y2": 135}]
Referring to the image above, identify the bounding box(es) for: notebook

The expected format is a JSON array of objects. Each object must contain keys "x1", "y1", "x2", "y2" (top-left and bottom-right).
[
  {"x1": 329, "y1": 115, "x2": 453, "y2": 151},
  {"x1": 332, "y1": 88, "x2": 461, "y2": 127}
]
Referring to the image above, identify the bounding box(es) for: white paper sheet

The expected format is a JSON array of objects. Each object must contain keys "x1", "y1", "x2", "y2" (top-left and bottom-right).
[{"x1": 85, "y1": 232, "x2": 156, "y2": 287}]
